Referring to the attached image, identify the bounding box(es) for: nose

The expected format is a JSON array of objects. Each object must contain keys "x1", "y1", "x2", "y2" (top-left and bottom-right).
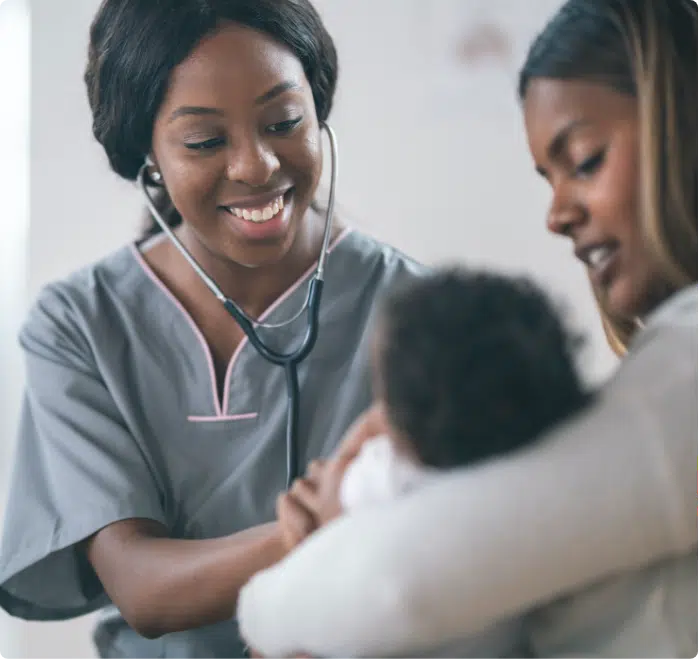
[
  {"x1": 225, "y1": 134, "x2": 280, "y2": 187},
  {"x1": 546, "y1": 179, "x2": 585, "y2": 237}
]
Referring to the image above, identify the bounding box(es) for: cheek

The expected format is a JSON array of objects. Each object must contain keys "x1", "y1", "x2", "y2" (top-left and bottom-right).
[
  {"x1": 285, "y1": 123, "x2": 323, "y2": 196},
  {"x1": 589, "y1": 149, "x2": 640, "y2": 238},
  {"x1": 162, "y1": 154, "x2": 223, "y2": 216}
]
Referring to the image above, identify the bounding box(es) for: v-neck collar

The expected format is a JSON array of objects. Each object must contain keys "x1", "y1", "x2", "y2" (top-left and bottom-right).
[{"x1": 130, "y1": 228, "x2": 354, "y2": 417}]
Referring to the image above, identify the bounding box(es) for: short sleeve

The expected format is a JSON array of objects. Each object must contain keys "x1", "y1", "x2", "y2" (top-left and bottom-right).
[{"x1": 0, "y1": 285, "x2": 167, "y2": 620}]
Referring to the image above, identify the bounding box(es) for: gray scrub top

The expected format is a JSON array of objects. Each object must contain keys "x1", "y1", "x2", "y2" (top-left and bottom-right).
[{"x1": 0, "y1": 228, "x2": 424, "y2": 658}]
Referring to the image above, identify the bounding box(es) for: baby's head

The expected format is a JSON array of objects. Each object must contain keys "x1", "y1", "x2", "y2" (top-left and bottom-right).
[{"x1": 373, "y1": 268, "x2": 589, "y2": 469}]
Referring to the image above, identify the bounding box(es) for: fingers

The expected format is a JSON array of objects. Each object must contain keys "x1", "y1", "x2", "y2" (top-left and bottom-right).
[
  {"x1": 306, "y1": 459, "x2": 326, "y2": 482},
  {"x1": 276, "y1": 490, "x2": 316, "y2": 549},
  {"x1": 289, "y1": 477, "x2": 319, "y2": 514}
]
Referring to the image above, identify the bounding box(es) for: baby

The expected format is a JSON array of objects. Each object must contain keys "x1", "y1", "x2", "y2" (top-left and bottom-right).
[
  {"x1": 340, "y1": 267, "x2": 589, "y2": 515},
  {"x1": 241, "y1": 268, "x2": 590, "y2": 657},
  {"x1": 239, "y1": 268, "x2": 696, "y2": 658}
]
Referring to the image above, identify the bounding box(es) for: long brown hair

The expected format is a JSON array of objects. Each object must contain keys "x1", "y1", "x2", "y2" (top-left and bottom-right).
[{"x1": 519, "y1": 0, "x2": 697, "y2": 354}]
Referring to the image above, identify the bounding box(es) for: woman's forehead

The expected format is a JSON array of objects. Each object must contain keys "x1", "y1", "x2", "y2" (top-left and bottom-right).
[
  {"x1": 523, "y1": 78, "x2": 638, "y2": 156},
  {"x1": 163, "y1": 22, "x2": 308, "y2": 108},
  {"x1": 524, "y1": 78, "x2": 637, "y2": 128}
]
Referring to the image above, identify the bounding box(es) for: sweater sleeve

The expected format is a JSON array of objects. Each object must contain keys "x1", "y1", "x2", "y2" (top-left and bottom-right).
[{"x1": 237, "y1": 288, "x2": 697, "y2": 658}]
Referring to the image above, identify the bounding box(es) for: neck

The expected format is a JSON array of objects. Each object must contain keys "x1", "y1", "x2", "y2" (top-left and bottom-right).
[{"x1": 176, "y1": 209, "x2": 329, "y2": 319}]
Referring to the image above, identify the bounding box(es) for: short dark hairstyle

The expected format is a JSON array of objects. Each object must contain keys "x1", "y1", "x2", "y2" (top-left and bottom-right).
[
  {"x1": 84, "y1": 0, "x2": 338, "y2": 234},
  {"x1": 378, "y1": 268, "x2": 589, "y2": 469}
]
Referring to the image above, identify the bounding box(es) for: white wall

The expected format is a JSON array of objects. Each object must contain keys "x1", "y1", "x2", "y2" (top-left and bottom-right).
[
  {"x1": 0, "y1": 0, "x2": 30, "y2": 656},
  {"x1": 0, "y1": 0, "x2": 616, "y2": 656}
]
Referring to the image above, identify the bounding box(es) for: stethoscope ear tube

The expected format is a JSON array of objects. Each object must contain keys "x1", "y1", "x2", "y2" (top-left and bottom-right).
[{"x1": 138, "y1": 124, "x2": 337, "y2": 490}]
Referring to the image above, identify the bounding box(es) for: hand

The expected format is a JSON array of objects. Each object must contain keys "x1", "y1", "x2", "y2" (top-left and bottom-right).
[
  {"x1": 287, "y1": 404, "x2": 390, "y2": 527},
  {"x1": 275, "y1": 486, "x2": 319, "y2": 554},
  {"x1": 275, "y1": 404, "x2": 388, "y2": 549},
  {"x1": 287, "y1": 458, "x2": 345, "y2": 527}
]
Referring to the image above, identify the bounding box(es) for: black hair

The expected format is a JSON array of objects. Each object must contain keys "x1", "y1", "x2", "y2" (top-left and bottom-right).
[
  {"x1": 378, "y1": 268, "x2": 589, "y2": 470},
  {"x1": 519, "y1": 0, "x2": 636, "y2": 99},
  {"x1": 84, "y1": 0, "x2": 338, "y2": 237}
]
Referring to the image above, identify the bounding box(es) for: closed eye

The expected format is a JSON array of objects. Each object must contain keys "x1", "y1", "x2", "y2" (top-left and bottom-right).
[
  {"x1": 267, "y1": 117, "x2": 303, "y2": 135},
  {"x1": 184, "y1": 137, "x2": 225, "y2": 151},
  {"x1": 574, "y1": 150, "x2": 605, "y2": 177}
]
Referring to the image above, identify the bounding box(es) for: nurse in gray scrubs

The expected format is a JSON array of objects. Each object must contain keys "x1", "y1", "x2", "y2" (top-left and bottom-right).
[{"x1": 0, "y1": 1, "x2": 422, "y2": 657}]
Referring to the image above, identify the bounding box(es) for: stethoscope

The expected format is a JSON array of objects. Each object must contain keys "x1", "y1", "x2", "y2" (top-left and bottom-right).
[{"x1": 137, "y1": 122, "x2": 338, "y2": 490}]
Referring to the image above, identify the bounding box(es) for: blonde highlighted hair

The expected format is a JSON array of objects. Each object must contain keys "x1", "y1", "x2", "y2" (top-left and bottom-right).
[{"x1": 519, "y1": 0, "x2": 697, "y2": 354}]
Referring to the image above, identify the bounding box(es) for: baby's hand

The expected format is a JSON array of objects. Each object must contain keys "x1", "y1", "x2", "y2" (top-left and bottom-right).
[
  {"x1": 275, "y1": 483, "x2": 319, "y2": 553},
  {"x1": 288, "y1": 458, "x2": 348, "y2": 528}
]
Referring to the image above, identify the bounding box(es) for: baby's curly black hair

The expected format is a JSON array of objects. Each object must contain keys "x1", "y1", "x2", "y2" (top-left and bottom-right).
[{"x1": 377, "y1": 268, "x2": 590, "y2": 469}]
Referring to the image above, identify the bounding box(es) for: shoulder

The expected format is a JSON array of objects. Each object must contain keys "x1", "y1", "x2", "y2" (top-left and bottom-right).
[
  {"x1": 330, "y1": 229, "x2": 427, "y2": 289},
  {"x1": 20, "y1": 244, "x2": 143, "y2": 357},
  {"x1": 612, "y1": 284, "x2": 697, "y2": 395},
  {"x1": 636, "y1": 284, "x2": 697, "y2": 343}
]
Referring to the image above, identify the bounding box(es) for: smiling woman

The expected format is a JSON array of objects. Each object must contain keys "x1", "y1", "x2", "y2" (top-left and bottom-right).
[
  {"x1": 0, "y1": 1, "x2": 424, "y2": 657},
  {"x1": 519, "y1": 0, "x2": 696, "y2": 352},
  {"x1": 146, "y1": 23, "x2": 326, "y2": 271}
]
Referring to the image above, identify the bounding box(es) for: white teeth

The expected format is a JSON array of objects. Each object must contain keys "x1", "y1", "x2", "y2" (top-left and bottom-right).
[
  {"x1": 227, "y1": 195, "x2": 285, "y2": 223},
  {"x1": 588, "y1": 246, "x2": 613, "y2": 269}
]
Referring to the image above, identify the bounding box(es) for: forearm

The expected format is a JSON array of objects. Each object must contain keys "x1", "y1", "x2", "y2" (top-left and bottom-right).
[
  {"x1": 240, "y1": 312, "x2": 698, "y2": 657},
  {"x1": 88, "y1": 520, "x2": 286, "y2": 638},
  {"x1": 239, "y1": 377, "x2": 697, "y2": 657}
]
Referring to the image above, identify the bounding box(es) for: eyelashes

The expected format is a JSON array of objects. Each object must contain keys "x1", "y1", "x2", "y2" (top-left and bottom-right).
[
  {"x1": 184, "y1": 137, "x2": 225, "y2": 151},
  {"x1": 574, "y1": 150, "x2": 605, "y2": 177},
  {"x1": 266, "y1": 116, "x2": 303, "y2": 135},
  {"x1": 184, "y1": 117, "x2": 304, "y2": 151}
]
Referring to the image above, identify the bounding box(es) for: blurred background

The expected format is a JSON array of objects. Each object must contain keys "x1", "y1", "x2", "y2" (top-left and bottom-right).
[{"x1": 0, "y1": 0, "x2": 616, "y2": 655}]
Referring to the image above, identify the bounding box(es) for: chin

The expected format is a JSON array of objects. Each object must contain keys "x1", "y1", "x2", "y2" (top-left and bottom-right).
[
  {"x1": 230, "y1": 236, "x2": 298, "y2": 269},
  {"x1": 605, "y1": 277, "x2": 657, "y2": 321},
  {"x1": 226, "y1": 247, "x2": 290, "y2": 269}
]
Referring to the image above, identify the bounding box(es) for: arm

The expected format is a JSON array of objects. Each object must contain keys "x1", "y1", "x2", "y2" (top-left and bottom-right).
[
  {"x1": 84, "y1": 471, "x2": 324, "y2": 639},
  {"x1": 85, "y1": 519, "x2": 285, "y2": 639},
  {"x1": 0, "y1": 285, "x2": 315, "y2": 628},
  {"x1": 238, "y1": 297, "x2": 697, "y2": 657}
]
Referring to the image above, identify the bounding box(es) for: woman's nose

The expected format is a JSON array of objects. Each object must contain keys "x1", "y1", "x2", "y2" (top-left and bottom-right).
[
  {"x1": 546, "y1": 181, "x2": 585, "y2": 236},
  {"x1": 225, "y1": 136, "x2": 280, "y2": 187}
]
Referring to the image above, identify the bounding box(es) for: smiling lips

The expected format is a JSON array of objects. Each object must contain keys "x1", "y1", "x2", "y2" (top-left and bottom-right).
[
  {"x1": 586, "y1": 244, "x2": 616, "y2": 270},
  {"x1": 575, "y1": 241, "x2": 620, "y2": 286},
  {"x1": 224, "y1": 195, "x2": 285, "y2": 223}
]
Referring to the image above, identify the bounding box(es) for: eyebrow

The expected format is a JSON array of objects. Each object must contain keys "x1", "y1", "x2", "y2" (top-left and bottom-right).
[
  {"x1": 167, "y1": 80, "x2": 302, "y2": 124},
  {"x1": 254, "y1": 80, "x2": 302, "y2": 106}
]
